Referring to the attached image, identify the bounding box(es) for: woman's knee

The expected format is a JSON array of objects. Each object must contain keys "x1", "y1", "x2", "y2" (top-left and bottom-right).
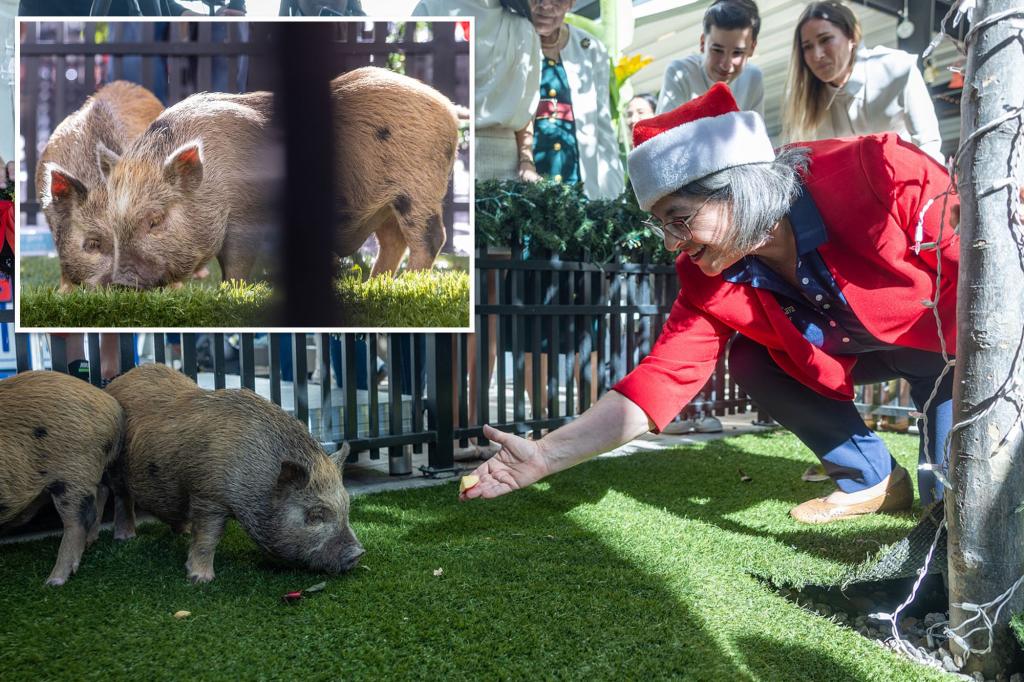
[{"x1": 727, "y1": 336, "x2": 769, "y2": 389}]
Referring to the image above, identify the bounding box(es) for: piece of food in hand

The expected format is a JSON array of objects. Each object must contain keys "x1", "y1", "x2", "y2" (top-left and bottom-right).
[{"x1": 459, "y1": 475, "x2": 480, "y2": 493}]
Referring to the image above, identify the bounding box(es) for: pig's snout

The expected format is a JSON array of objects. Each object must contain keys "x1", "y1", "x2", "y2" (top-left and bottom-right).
[{"x1": 338, "y1": 544, "x2": 365, "y2": 572}]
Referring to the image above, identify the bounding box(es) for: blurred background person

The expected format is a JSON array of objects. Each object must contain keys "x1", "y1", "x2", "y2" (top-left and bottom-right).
[
  {"x1": 414, "y1": 0, "x2": 540, "y2": 181},
  {"x1": 657, "y1": 0, "x2": 763, "y2": 116},
  {"x1": 624, "y1": 93, "x2": 656, "y2": 149},
  {"x1": 516, "y1": 0, "x2": 624, "y2": 200},
  {"x1": 781, "y1": 0, "x2": 943, "y2": 163}
]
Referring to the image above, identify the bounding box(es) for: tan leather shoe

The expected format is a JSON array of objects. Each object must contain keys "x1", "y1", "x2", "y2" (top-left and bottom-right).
[{"x1": 789, "y1": 465, "x2": 913, "y2": 524}]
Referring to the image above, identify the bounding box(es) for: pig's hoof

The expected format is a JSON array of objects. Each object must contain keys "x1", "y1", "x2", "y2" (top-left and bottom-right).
[
  {"x1": 45, "y1": 575, "x2": 68, "y2": 587},
  {"x1": 114, "y1": 529, "x2": 136, "y2": 541},
  {"x1": 188, "y1": 571, "x2": 215, "y2": 584}
]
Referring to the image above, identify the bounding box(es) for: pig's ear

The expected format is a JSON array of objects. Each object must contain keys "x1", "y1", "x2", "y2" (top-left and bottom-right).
[
  {"x1": 162, "y1": 140, "x2": 204, "y2": 193},
  {"x1": 329, "y1": 442, "x2": 350, "y2": 472},
  {"x1": 41, "y1": 163, "x2": 87, "y2": 210},
  {"x1": 275, "y1": 460, "x2": 310, "y2": 493},
  {"x1": 95, "y1": 141, "x2": 121, "y2": 182}
]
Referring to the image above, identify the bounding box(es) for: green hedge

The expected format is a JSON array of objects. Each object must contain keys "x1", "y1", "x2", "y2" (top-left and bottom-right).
[
  {"x1": 475, "y1": 179, "x2": 676, "y2": 265},
  {"x1": 19, "y1": 258, "x2": 469, "y2": 328}
]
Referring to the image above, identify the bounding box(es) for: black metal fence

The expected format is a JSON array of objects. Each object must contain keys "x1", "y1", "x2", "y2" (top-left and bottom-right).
[{"x1": 19, "y1": 19, "x2": 470, "y2": 249}]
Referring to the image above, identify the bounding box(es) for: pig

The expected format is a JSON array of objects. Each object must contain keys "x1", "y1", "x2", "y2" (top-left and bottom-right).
[
  {"x1": 36, "y1": 81, "x2": 164, "y2": 291},
  {"x1": 0, "y1": 371, "x2": 125, "y2": 585},
  {"x1": 71, "y1": 66, "x2": 459, "y2": 288},
  {"x1": 105, "y1": 363, "x2": 364, "y2": 583}
]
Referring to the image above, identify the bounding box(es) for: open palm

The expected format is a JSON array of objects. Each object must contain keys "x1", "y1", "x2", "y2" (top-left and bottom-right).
[{"x1": 459, "y1": 425, "x2": 551, "y2": 500}]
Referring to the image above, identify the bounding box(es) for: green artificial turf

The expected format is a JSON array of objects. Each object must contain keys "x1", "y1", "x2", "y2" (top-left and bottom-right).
[
  {"x1": 18, "y1": 257, "x2": 470, "y2": 328},
  {"x1": 338, "y1": 270, "x2": 470, "y2": 328},
  {"x1": 19, "y1": 281, "x2": 275, "y2": 328},
  {"x1": 0, "y1": 431, "x2": 958, "y2": 680}
]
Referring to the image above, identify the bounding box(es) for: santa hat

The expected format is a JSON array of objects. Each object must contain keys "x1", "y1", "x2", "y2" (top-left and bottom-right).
[{"x1": 628, "y1": 82, "x2": 775, "y2": 212}]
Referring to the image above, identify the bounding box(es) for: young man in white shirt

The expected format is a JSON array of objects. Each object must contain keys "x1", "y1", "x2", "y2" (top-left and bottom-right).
[{"x1": 657, "y1": 0, "x2": 764, "y2": 117}]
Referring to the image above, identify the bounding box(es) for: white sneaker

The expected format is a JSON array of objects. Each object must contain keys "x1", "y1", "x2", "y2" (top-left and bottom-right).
[
  {"x1": 693, "y1": 416, "x2": 723, "y2": 433},
  {"x1": 662, "y1": 418, "x2": 698, "y2": 435}
]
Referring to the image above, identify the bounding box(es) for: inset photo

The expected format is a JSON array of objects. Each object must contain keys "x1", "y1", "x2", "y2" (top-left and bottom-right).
[{"x1": 17, "y1": 19, "x2": 471, "y2": 330}]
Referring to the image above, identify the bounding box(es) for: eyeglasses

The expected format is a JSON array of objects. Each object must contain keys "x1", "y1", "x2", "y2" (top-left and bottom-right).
[{"x1": 643, "y1": 195, "x2": 714, "y2": 244}]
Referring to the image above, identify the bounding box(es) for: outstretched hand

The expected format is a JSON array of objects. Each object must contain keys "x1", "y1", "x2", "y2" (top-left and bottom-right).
[{"x1": 459, "y1": 425, "x2": 551, "y2": 501}]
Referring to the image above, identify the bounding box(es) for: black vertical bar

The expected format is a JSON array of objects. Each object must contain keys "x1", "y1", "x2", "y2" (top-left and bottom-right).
[
  {"x1": 596, "y1": 271, "x2": 609, "y2": 396},
  {"x1": 50, "y1": 335, "x2": 68, "y2": 373},
  {"x1": 512, "y1": 238, "x2": 525, "y2": 427},
  {"x1": 566, "y1": 272, "x2": 576, "y2": 418},
  {"x1": 609, "y1": 269, "x2": 622, "y2": 386},
  {"x1": 580, "y1": 271, "x2": 594, "y2": 411},
  {"x1": 320, "y1": 333, "x2": 334, "y2": 443},
  {"x1": 240, "y1": 333, "x2": 255, "y2": 391},
  {"x1": 530, "y1": 262, "x2": 542, "y2": 438},
  {"x1": 385, "y1": 333, "x2": 401, "y2": 456},
  {"x1": 427, "y1": 333, "x2": 454, "y2": 470},
  {"x1": 339, "y1": 335, "x2": 357, "y2": 443},
  {"x1": 476, "y1": 246, "x2": 490, "y2": 440},
  {"x1": 293, "y1": 333, "x2": 309, "y2": 424},
  {"x1": 16, "y1": 334, "x2": 31, "y2": 372},
  {"x1": 182, "y1": 334, "x2": 198, "y2": 380},
  {"x1": 495, "y1": 261, "x2": 507, "y2": 424},
  {"x1": 412, "y1": 334, "x2": 425, "y2": 453},
  {"x1": 196, "y1": 22, "x2": 213, "y2": 92},
  {"x1": 457, "y1": 333, "x2": 468, "y2": 447},
  {"x1": 387, "y1": 334, "x2": 404, "y2": 462},
  {"x1": 87, "y1": 334, "x2": 102, "y2": 385},
  {"x1": 622, "y1": 270, "x2": 630, "y2": 374},
  {"x1": 142, "y1": 22, "x2": 156, "y2": 97},
  {"x1": 213, "y1": 332, "x2": 226, "y2": 389},
  {"x1": 276, "y1": 22, "x2": 338, "y2": 326},
  {"x1": 154, "y1": 333, "x2": 166, "y2": 364},
  {"x1": 112, "y1": 332, "x2": 130, "y2": 373},
  {"x1": 547, "y1": 263, "x2": 560, "y2": 422},
  {"x1": 269, "y1": 334, "x2": 282, "y2": 406},
  {"x1": 367, "y1": 333, "x2": 380, "y2": 459},
  {"x1": 638, "y1": 267, "x2": 652, "y2": 359}
]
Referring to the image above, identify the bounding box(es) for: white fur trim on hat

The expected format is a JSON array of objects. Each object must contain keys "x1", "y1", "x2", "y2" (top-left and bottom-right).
[{"x1": 628, "y1": 111, "x2": 775, "y2": 212}]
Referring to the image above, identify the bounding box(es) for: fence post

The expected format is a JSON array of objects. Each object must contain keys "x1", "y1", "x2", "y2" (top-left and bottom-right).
[{"x1": 425, "y1": 333, "x2": 454, "y2": 473}]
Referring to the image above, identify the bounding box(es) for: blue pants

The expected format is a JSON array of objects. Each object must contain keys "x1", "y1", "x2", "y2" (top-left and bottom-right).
[{"x1": 728, "y1": 335, "x2": 953, "y2": 505}]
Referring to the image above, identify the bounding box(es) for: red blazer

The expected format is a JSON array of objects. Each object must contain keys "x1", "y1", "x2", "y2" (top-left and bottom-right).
[{"x1": 613, "y1": 135, "x2": 960, "y2": 431}]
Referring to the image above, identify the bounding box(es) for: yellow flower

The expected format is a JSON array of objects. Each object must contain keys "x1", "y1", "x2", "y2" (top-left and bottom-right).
[{"x1": 615, "y1": 54, "x2": 654, "y2": 86}]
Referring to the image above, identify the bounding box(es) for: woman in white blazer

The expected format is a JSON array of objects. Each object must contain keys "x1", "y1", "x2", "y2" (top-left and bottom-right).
[
  {"x1": 782, "y1": 1, "x2": 943, "y2": 164},
  {"x1": 517, "y1": 0, "x2": 625, "y2": 200},
  {"x1": 414, "y1": 0, "x2": 541, "y2": 182}
]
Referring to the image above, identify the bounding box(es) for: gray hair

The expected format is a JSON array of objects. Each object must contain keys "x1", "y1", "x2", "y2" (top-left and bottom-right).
[{"x1": 673, "y1": 145, "x2": 811, "y2": 252}]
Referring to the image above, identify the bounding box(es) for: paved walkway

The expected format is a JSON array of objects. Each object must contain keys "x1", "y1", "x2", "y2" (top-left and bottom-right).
[{"x1": 342, "y1": 413, "x2": 777, "y2": 496}]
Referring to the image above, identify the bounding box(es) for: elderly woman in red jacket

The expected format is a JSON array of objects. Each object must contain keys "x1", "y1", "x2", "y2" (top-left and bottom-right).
[{"x1": 463, "y1": 82, "x2": 960, "y2": 523}]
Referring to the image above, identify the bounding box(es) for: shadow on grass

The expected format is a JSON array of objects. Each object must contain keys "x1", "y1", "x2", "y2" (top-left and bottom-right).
[
  {"x1": 735, "y1": 635, "x2": 867, "y2": 682},
  {"x1": 0, "y1": 502, "x2": 748, "y2": 680}
]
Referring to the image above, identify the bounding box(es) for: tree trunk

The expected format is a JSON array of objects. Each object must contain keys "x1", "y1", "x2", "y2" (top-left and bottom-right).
[{"x1": 947, "y1": 0, "x2": 1024, "y2": 675}]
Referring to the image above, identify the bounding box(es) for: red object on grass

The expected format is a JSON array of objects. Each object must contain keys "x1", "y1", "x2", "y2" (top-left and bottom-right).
[{"x1": 281, "y1": 591, "x2": 304, "y2": 604}]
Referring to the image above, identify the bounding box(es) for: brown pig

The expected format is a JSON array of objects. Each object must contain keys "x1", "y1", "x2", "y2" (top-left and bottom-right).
[
  {"x1": 0, "y1": 371, "x2": 125, "y2": 585},
  {"x1": 105, "y1": 363, "x2": 364, "y2": 583},
  {"x1": 93, "y1": 66, "x2": 459, "y2": 288},
  {"x1": 36, "y1": 81, "x2": 164, "y2": 290}
]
